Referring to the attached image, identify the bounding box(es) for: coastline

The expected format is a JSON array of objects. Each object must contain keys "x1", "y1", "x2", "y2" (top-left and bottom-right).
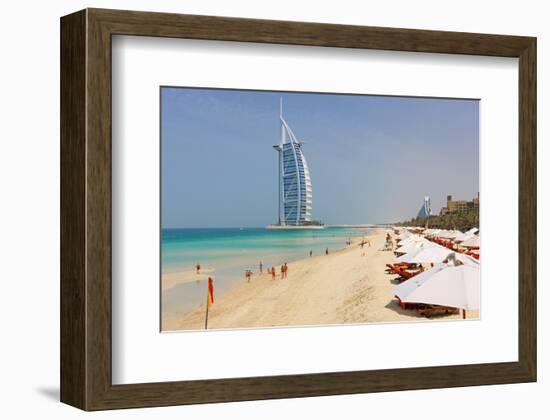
[
  {"x1": 161, "y1": 227, "x2": 371, "y2": 292},
  {"x1": 162, "y1": 229, "x2": 478, "y2": 331}
]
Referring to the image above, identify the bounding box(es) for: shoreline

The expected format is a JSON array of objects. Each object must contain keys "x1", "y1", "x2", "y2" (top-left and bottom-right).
[
  {"x1": 161, "y1": 230, "x2": 368, "y2": 292},
  {"x1": 162, "y1": 229, "x2": 477, "y2": 331}
]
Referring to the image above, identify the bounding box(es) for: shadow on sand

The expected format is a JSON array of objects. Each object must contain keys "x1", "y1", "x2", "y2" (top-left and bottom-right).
[{"x1": 384, "y1": 300, "x2": 457, "y2": 320}]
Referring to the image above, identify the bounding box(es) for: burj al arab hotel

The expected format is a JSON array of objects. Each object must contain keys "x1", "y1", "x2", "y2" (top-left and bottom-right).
[{"x1": 270, "y1": 100, "x2": 323, "y2": 229}]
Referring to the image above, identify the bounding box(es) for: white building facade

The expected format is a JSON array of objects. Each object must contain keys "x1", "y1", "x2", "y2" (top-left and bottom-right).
[{"x1": 273, "y1": 102, "x2": 313, "y2": 226}]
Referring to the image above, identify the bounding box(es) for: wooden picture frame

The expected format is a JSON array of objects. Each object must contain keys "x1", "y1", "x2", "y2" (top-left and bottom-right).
[{"x1": 60, "y1": 8, "x2": 536, "y2": 411}]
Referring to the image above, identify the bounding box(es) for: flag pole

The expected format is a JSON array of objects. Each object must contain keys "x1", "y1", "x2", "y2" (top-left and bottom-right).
[
  {"x1": 204, "y1": 292, "x2": 209, "y2": 330},
  {"x1": 205, "y1": 277, "x2": 214, "y2": 330}
]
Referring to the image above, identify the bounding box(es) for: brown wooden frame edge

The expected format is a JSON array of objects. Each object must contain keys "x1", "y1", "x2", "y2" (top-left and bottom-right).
[{"x1": 60, "y1": 8, "x2": 536, "y2": 411}]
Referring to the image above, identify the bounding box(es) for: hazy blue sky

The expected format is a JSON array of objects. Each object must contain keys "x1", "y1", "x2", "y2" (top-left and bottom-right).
[{"x1": 161, "y1": 88, "x2": 479, "y2": 228}]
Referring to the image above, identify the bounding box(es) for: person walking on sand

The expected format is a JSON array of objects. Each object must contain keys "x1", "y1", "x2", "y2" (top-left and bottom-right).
[
  {"x1": 195, "y1": 262, "x2": 201, "y2": 274},
  {"x1": 280, "y1": 264, "x2": 285, "y2": 279},
  {"x1": 245, "y1": 270, "x2": 252, "y2": 283},
  {"x1": 259, "y1": 261, "x2": 263, "y2": 274},
  {"x1": 271, "y1": 267, "x2": 276, "y2": 280},
  {"x1": 325, "y1": 248, "x2": 329, "y2": 255},
  {"x1": 284, "y1": 263, "x2": 288, "y2": 278},
  {"x1": 309, "y1": 250, "x2": 313, "y2": 257}
]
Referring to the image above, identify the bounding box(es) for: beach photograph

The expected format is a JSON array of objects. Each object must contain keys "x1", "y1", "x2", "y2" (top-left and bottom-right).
[{"x1": 160, "y1": 87, "x2": 480, "y2": 331}]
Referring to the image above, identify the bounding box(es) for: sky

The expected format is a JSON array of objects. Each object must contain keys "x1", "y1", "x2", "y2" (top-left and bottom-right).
[{"x1": 161, "y1": 87, "x2": 479, "y2": 228}]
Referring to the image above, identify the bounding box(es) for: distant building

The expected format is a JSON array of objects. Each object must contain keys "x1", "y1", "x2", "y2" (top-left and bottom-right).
[
  {"x1": 272, "y1": 100, "x2": 313, "y2": 226},
  {"x1": 440, "y1": 193, "x2": 480, "y2": 215},
  {"x1": 417, "y1": 196, "x2": 432, "y2": 218}
]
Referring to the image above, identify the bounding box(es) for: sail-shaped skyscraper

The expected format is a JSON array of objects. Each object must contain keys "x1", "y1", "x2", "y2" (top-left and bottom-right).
[
  {"x1": 271, "y1": 100, "x2": 320, "y2": 228},
  {"x1": 417, "y1": 196, "x2": 432, "y2": 218}
]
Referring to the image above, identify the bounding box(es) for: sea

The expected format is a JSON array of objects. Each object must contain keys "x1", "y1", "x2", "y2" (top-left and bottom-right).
[{"x1": 161, "y1": 226, "x2": 375, "y2": 317}]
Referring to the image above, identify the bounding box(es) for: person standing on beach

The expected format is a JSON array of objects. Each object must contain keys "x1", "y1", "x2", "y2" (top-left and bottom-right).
[
  {"x1": 280, "y1": 264, "x2": 285, "y2": 279},
  {"x1": 325, "y1": 248, "x2": 329, "y2": 255},
  {"x1": 259, "y1": 261, "x2": 263, "y2": 274},
  {"x1": 271, "y1": 267, "x2": 276, "y2": 280},
  {"x1": 245, "y1": 270, "x2": 252, "y2": 283},
  {"x1": 284, "y1": 263, "x2": 288, "y2": 278},
  {"x1": 309, "y1": 250, "x2": 313, "y2": 257},
  {"x1": 195, "y1": 263, "x2": 201, "y2": 274}
]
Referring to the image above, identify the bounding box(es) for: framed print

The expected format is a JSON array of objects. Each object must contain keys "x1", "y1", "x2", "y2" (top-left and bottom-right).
[{"x1": 60, "y1": 8, "x2": 536, "y2": 410}]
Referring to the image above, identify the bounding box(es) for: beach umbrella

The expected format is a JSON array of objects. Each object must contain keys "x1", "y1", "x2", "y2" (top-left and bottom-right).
[
  {"x1": 461, "y1": 235, "x2": 480, "y2": 248},
  {"x1": 404, "y1": 234, "x2": 430, "y2": 245},
  {"x1": 453, "y1": 252, "x2": 480, "y2": 267},
  {"x1": 397, "y1": 234, "x2": 423, "y2": 247},
  {"x1": 438, "y1": 230, "x2": 463, "y2": 239},
  {"x1": 455, "y1": 232, "x2": 474, "y2": 243},
  {"x1": 455, "y1": 228, "x2": 478, "y2": 242},
  {"x1": 395, "y1": 240, "x2": 434, "y2": 254},
  {"x1": 394, "y1": 265, "x2": 480, "y2": 310},
  {"x1": 396, "y1": 245, "x2": 453, "y2": 264},
  {"x1": 396, "y1": 231, "x2": 411, "y2": 240},
  {"x1": 394, "y1": 263, "x2": 449, "y2": 298},
  {"x1": 425, "y1": 229, "x2": 441, "y2": 237}
]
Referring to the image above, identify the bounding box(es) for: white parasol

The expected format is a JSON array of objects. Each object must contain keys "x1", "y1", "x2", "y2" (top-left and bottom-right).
[
  {"x1": 461, "y1": 235, "x2": 480, "y2": 248},
  {"x1": 394, "y1": 264, "x2": 480, "y2": 310},
  {"x1": 396, "y1": 245, "x2": 454, "y2": 264}
]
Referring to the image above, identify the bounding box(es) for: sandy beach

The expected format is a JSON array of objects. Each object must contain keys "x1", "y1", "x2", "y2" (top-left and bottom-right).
[
  {"x1": 163, "y1": 229, "x2": 476, "y2": 331},
  {"x1": 162, "y1": 268, "x2": 216, "y2": 291}
]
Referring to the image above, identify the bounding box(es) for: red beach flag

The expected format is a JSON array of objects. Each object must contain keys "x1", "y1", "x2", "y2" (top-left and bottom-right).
[{"x1": 207, "y1": 277, "x2": 214, "y2": 307}]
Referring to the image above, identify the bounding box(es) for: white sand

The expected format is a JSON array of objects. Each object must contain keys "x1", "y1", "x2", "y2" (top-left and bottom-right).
[{"x1": 162, "y1": 267, "x2": 215, "y2": 291}]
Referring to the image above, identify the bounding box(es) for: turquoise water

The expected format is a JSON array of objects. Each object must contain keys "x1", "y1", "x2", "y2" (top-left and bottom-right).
[{"x1": 161, "y1": 227, "x2": 374, "y2": 317}]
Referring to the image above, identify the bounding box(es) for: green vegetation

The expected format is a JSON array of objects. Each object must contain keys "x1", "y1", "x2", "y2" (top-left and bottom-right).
[{"x1": 397, "y1": 208, "x2": 479, "y2": 231}]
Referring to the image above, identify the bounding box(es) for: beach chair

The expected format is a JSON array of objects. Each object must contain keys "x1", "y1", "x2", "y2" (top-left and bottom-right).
[
  {"x1": 387, "y1": 264, "x2": 421, "y2": 282},
  {"x1": 396, "y1": 297, "x2": 416, "y2": 310},
  {"x1": 396, "y1": 267, "x2": 421, "y2": 281},
  {"x1": 385, "y1": 263, "x2": 395, "y2": 274},
  {"x1": 416, "y1": 305, "x2": 460, "y2": 318},
  {"x1": 385, "y1": 262, "x2": 415, "y2": 274},
  {"x1": 385, "y1": 263, "x2": 404, "y2": 274}
]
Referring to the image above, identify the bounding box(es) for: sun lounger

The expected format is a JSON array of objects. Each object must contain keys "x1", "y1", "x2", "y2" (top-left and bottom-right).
[
  {"x1": 416, "y1": 305, "x2": 460, "y2": 318},
  {"x1": 395, "y1": 298, "x2": 459, "y2": 316},
  {"x1": 385, "y1": 263, "x2": 415, "y2": 274},
  {"x1": 396, "y1": 268, "x2": 422, "y2": 281},
  {"x1": 386, "y1": 264, "x2": 422, "y2": 281}
]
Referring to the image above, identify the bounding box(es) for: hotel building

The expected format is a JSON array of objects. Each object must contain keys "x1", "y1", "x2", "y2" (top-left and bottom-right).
[
  {"x1": 440, "y1": 193, "x2": 480, "y2": 215},
  {"x1": 272, "y1": 101, "x2": 313, "y2": 226},
  {"x1": 417, "y1": 196, "x2": 432, "y2": 218}
]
